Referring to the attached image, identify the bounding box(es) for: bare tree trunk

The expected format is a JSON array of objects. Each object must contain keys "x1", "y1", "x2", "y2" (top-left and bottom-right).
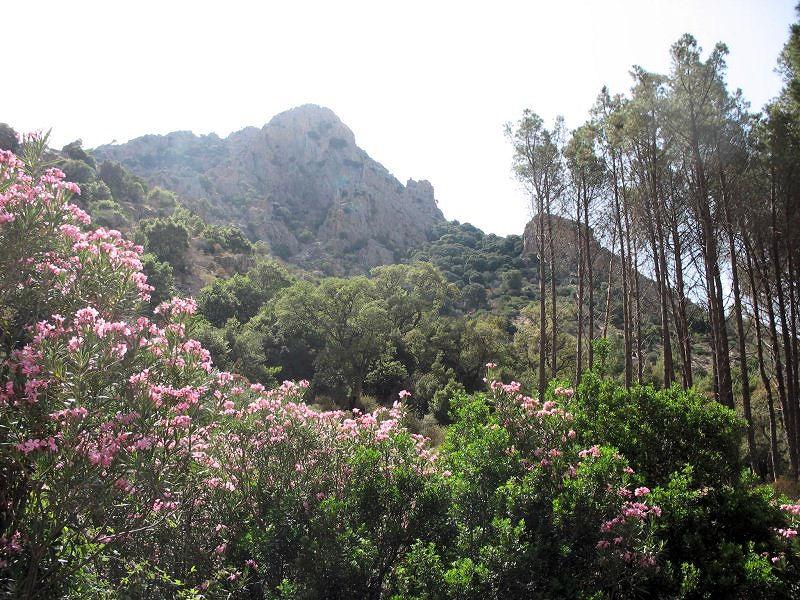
[
  {"x1": 645, "y1": 197, "x2": 676, "y2": 389},
  {"x1": 612, "y1": 154, "x2": 633, "y2": 387},
  {"x1": 652, "y1": 187, "x2": 675, "y2": 387},
  {"x1": 602, "y1": 226, "x2": 616, "y2": 338},
  {"x1": 786, "y1": 239, "x2": 800, "y2": 469},
  {"x1": 699, "y1": 215, "x2": 732, "y2": 407},
  {"x1": 538, "y1": 197, "x2": 547, "y2": 400},
  {"x1": 745, "y1": 239, "x2": 779, "y2": 480},
  {"x1": 713, "y1": 244, "x2": 732, "y2": 399},
  {"x1": 770, "y1": 171, "x2": 798, "y2": 477},
  {"x1": 728, "y1": 229, "x2": 756, "y2": 472},
  {"x1": 583, "y1": 182, "x2": 595, "y2": 368},
  {"x1": 547, "y1": 199, "x2": 558, "y2": 379},
  {"x1": 773, "y1": 227, "x2": 798, "y2": 478},
  {"x1": 758, "y1": 240, "x2": 797, "y2": 478},
  {"x1": 633, "y1": 236, "x2": 644, "y2": 385},
  {"x1": 689, "y1": 117, "x2": 732, "y2": 408},
  {"x1": 576, "y1": 188, "x2": 584, "y2": 384},
  {"x1": 351, "y1": 378, "x2": 363, "y2": 410},
  {"x1": 669, "y1": 203, "x2": 692, "y2": 388}
]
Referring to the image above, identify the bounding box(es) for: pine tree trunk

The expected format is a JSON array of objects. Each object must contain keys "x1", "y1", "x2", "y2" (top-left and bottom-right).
[
  {"x1": 602, "y1": 226, "x2": 616, "y2": 338},
  {"x1": 745, "y1": 239, "x2": 779, "y2": 480},
  {"x1": 654, "y1": 200, "x2": 675, "y2": 387},
  {"x1": 758, "y1": 240, "x2": 797, "y2": 479},
  {"x1": 728, "y1": 229, "x2": 756, "y2": 472},
  {"x1": 633, "y1": 236, "x2": 644, "y2": 384},
  {"x1": 583, "y1": 181, "x2": 595, "y2": 368},
  {"x1": 689, "y1": 130, "x2": 732, "y2": 407},
  {"x1": 538, "y1": 196, "x2": 547, "y2": 400},
  {"x1": 576, "y1": 189, "x2": 584, "y2": 384},
  {"x1": 612, "y1": 154, "x2": 633, "y2": 387},
  {"x1": 546, "y1": 199, "x2": 557, "y2": 379},
  {"x1": 786, "y1": 239, "x2": 800, "y2": 470},
  {"x1": 772, "y1": 223, "x2": 798, "y2": 477},
  {"x1": 669, "y1": 206, "x2": 692, "y2": 388}
]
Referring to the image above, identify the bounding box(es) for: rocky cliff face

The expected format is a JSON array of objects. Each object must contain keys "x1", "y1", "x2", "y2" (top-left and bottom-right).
[{"x1": 94, "y1": 105, "x2": 444, "y2": 274}]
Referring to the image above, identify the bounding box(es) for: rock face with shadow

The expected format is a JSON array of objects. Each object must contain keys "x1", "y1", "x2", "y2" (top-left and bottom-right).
[{"x1": 94, "y1": 105, "x2": 444, "y2": 274}]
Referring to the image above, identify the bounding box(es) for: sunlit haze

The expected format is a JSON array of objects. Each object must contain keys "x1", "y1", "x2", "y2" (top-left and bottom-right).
[{"x1": 5, "y1": 0, "x2": 795, "y2": 235}]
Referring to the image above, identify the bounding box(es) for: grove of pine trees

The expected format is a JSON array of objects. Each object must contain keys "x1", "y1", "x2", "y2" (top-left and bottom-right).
[{"x1": 508, "y1": 30, "x2": 800, "y2": 482}]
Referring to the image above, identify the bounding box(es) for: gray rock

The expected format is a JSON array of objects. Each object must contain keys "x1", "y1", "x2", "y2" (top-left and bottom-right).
[{"x1": 94, "y1": 105, "x2": 444, "y2": 274}]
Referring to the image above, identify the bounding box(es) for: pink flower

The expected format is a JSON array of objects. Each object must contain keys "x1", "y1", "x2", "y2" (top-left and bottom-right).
[
  {"x1": 172, "y1": 415, "x2": 191, "y2": 428},
  {"x1": 634, "y1": 486, "x2": 650, "y2": 497},
  {"x1": 15, "y1": 437, "x2": 57, "y2": 455},
  {"x1": 578, "y1": 445, "x2": 601, "y2": 459},
  {"x1": 155, "y1": 296, "x2": 197, "y2": 317},
  {"x1": 781, "y1": 503, "x2": 800, "y2": 515},
  {"x1": 75, "y1": 307, "x2": 99, "y2": 326},
  {"x1": 398, "y1": 390, "x2": 411, "y2": 399}
]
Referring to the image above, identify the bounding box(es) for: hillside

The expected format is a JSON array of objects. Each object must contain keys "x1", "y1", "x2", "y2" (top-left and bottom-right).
[{"x1": 93, "y1": 105, "x2": 445, "y2": 274}]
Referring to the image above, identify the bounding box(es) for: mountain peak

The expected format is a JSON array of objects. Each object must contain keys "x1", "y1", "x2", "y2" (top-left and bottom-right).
[
  {"x1": 93, "y1": 106, "x2": 444, "y2": 274},
  {"x1": 265, "y1": 105, "x2": 356, "y2": 148},
  {"x1": 268, "y1": 104, "x2": 342, "y2": 124}
]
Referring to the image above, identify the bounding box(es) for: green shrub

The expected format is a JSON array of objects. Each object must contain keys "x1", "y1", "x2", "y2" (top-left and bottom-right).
[{"x1": 137, "y1": 217, "x2": 190, "y2": 271}]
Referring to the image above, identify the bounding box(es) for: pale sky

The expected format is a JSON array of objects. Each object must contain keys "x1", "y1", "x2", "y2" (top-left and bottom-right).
[{"x1": 4, "y1": 0, "x2": 796, "y2": 236}]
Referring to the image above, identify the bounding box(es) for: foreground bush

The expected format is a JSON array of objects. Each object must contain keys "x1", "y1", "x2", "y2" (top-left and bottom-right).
[
  {"x1": 421, "y1": 375, "x2": 662, "y2": 599},
  {"x1": 566, "y1": 372, "x2": 800, "y2": 598}
]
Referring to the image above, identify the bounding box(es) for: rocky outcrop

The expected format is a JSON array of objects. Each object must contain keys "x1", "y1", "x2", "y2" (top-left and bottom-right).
[
  {"x1": 523, "y1": 213, "x2": 660, "y2": 307},
  {"x1": 94, "y1": 105, "x2": 444, "y2": 274},
  {"x1": 523, "y1": 214, "x2": 613, "y2": 280}
]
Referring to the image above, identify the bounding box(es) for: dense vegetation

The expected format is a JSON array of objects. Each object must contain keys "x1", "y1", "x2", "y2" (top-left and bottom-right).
[
  {"x1": 3, "y1": 13, "x2": 800, "y2": 600},
  {"x1": 499, "y1": 27, "x2": 800, "y2": 485},
  {"x1": 1, "y1": 149, "x2": 798, "y2": 597}
]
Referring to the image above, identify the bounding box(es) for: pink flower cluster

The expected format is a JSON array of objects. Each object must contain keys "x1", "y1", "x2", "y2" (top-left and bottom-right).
[
  {"x1": 600, "y1": 500, "x2": 662, "y2": 534},
  {"x1": 1, "y1": 152, "x2": 153, "y2": 306},
  {"x1": 50, "y1": 406, "x2": 89, "y2": 422},
  {"x1": 596, "y1": 497, "x2": 661, "y2": 568},
  {"x1": 579, "y1": 445, "x2": 601, "y2": 459},
  {"x1": 490, "y1": 379, "x2": 522, "y2": 395},
  {"x1": 484, "y1": 366, "x2": 660, "y2": 571},
  {"x1": 14, "y1": 437, "x2": 57, "y2": 454},
  {"x1": 553, "y1": 386, "x2": 575, "y2": 398},
  {"x1": 781, "y1": 503, "x2": 800, "y2": 516},
  {"x1": 155, "y1": 297, "x2": 198, "y2": 317},
  {"x1": 0, "y1": 530, "x2": 23, "y2": 567}
]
